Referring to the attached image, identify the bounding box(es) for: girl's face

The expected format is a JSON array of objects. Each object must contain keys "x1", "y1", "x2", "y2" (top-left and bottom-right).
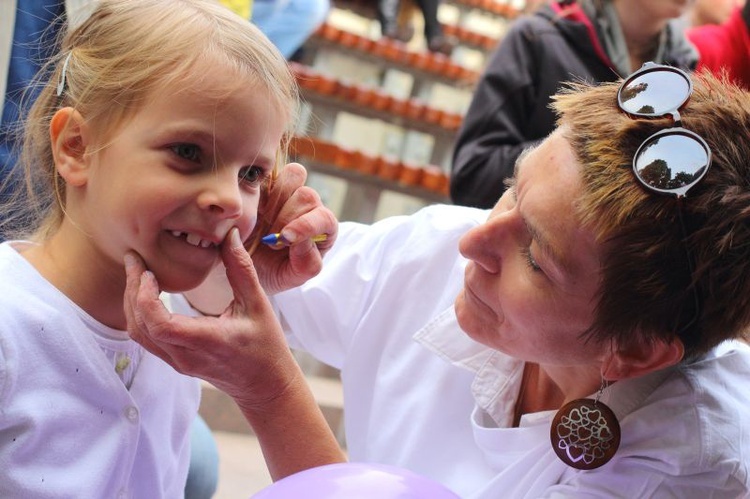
[
  {"x1": 78, "y1": 64, "x2": 286, "y2": 292},
  {"x1": 455, "y1": 130, "x2": 605, "y2": 368}
]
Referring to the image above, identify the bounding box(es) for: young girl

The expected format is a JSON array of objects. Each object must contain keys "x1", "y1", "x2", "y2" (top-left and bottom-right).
[{"x1": 0, "y1": 0, "x2": 339, "y2": 496}]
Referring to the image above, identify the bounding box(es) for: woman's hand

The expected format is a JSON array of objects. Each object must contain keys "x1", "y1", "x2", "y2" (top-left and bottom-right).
[
  {"x1": 123, "y1": 228, "x2": 346, "y2": 477},
  {"x1": 124, "y1": 228, "x2": 298, "y2": 404},
  {"x1": 251, "y1": 162, "x2": 338, "y2": 295},
  {"x1": 183, "y1": 163, "x2": 338, "y2": 315}
]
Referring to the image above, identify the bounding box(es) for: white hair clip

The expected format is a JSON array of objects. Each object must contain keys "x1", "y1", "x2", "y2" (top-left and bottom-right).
[{"x1": 56, "y1": 52, "x2": 73, "y2": 97}]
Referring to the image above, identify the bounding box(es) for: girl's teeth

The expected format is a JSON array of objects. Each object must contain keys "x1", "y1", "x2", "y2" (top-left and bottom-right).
[
  {"x1": 170, "y1": 230, "x2": 213, "y2": 248},
  {"x1": 185, "y1": 233, "x2": 202, "y2": 246}
]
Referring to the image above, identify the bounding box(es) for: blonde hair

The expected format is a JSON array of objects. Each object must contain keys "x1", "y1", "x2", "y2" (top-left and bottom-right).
[
  {"x1": 4, "y1": 0, "x2": 297, "y2": 242},
  {"x1": 553, "y1": 70, "x2": 750, "y2": 357}
]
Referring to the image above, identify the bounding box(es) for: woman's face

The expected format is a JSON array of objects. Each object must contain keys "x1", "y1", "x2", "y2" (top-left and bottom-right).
[{"x1": 455, "y1": 130, "x2": 606, "y2": 367}]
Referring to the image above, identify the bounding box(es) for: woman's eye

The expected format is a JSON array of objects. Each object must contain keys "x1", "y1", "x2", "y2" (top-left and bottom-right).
[
  {"x1": 522, "y1": 246, "x2": 542, "y2": 272},
  {"x1": 239, "y1": 166, "x2": 266, "y2": 186},
  {"x1": 170, "y1": 143, "x2": 201, "y2": 162},
  {"x1": 504, "y1": 185, "x2": 517, "y2": 207}
]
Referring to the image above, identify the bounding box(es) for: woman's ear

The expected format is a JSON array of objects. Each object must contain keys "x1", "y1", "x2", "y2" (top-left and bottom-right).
[
  {"x1": 50, "y1": 107, "x2": 90, "y2": 187},
  {"x1": 602, "y1": 336, "x2": 685, "y2": 381}
]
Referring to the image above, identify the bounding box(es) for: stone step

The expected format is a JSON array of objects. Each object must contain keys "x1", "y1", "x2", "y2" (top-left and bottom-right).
[
  {"x1": 199, "y1": 373, "x2": 346, "y2": 447},
  {"x1": 212, "y1": 431, "x2": 272, "y2": 497}
]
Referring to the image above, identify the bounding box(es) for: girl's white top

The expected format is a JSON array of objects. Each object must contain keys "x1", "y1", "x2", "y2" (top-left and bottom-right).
[{"x1": 0, "y1": 241, "x2": 200, "y2": 498}]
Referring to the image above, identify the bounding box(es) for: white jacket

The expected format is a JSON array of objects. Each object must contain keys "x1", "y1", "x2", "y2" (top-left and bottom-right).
[{"x1": 274, "y1": 204, "x2": 750, "y2": 498}]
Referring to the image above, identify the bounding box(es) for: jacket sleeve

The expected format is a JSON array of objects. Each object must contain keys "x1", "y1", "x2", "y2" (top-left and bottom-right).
[
  {"x1": 272, "y1": 205, "x2": 485, "y2": 369},
  {"x1": 450, "y1": 18, "x2": 547, "y2": 209}
]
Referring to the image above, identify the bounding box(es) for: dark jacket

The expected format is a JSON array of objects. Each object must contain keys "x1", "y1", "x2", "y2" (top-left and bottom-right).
[{"x1": 450, "y1": 2, "x2": 698, "y2": 209}]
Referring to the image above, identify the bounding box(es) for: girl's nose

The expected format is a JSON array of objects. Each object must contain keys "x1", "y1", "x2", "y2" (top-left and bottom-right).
[{"x1": 197, "y1": 172, "x2": 242, "y2": 219}]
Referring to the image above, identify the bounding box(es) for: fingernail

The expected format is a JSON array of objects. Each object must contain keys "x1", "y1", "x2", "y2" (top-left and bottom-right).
[
  {"x1": 280, "y1": 230, "x2": 297, "y2": 244},
  {"x1": 141, "y1": 270, "x2": 155, "y2": 285},
  {"x1": 230, "y1": 227, "x2": 243, "y2": 249}
]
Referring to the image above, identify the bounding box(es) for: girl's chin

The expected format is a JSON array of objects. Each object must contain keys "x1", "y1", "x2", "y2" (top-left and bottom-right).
[{"x1": 152, "y1": 269, "x2": 213, "y2": 294}]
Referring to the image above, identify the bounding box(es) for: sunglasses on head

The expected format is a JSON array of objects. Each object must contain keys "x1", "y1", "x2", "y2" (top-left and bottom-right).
[
  {"x1": 618, "y1": 62, "x2": 712, "y2": 197},
  {"x1": 617, "y1": 62, "x2": 711, "y2": 341}
]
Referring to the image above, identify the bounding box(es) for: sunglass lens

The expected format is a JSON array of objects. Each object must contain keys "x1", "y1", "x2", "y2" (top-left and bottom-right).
[
  {"x1": 619, "y1": 70, "x2": 691, "y2": 117},
  {"x1": 633, "y1": 132, "x2": 710, "y2": 195}
]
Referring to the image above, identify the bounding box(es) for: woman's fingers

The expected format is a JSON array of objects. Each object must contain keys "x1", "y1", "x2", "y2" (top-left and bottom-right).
[
  {"x1": 123, "y1": 251, "x2": 176, "y2": 361},
  {"x1": 222, "y1": 228, "x2": 273, "y2": 317}
]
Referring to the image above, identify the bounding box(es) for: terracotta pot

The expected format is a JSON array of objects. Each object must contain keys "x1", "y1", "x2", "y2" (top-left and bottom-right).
[
  {"x1": 375, "y1": 156, "x2": 401, "y2": 181},
  {"x1": 353, "y1": 85, "x2": 375, "y2": 106},
  {"x1": 319, "y1": 23, "x2": 341, "y2": 43},
  {"x1": 334, "y1": 147, "x2": 354, "y2": 169},
  {"x1": 317, "y1": 74, "x2": 340, "y2": 95},
  {"x1": 404, "y1": 98, "x2": 426, "y2": 121},
  {"x1": 371, "y1": 89, "x2": 392, "y2": 111},
  {"x1": 338, "y1": 30, "x2": 358, "y2": 48},
  {"x1": 352, "y1": 150, "x2": 378, "y2": 174},
  {"x1": 421, "y1": 165, "x2": 448, "y2": 193},
  {"x1": 388, "y1": 97, "x2": 407, "y2": 117},
  {"x1": 398, "y1": 161, "x2": 424, "y2": 186},
  {"x1": 310, "y1": 138, "x2": 339, "y2": 164},
  {"x1": 423, "y1": 106, "x2": 444, "y2": 125}
]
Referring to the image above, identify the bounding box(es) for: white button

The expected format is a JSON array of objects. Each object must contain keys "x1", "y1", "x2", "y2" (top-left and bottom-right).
[{"x1": 124, "y1": 406, "x2": 139, "y2": 423}]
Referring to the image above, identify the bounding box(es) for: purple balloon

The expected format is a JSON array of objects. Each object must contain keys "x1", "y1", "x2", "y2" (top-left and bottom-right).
[{"x1": 251, "y1": 462, "x2": 460, "y2": 498}]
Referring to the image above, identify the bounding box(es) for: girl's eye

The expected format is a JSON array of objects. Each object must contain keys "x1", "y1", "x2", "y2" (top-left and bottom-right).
[
  {"x1": 522, "y1": 246, "x2": 542, "y2": 272},
  {"x1": 171, "y1": 143, "x2": 201, "y2": 162},
  {"x1": 239, "y1": 166, "x2": 267, "y2": 186}
]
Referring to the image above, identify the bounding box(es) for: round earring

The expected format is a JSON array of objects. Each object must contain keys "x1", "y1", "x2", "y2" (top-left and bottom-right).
[{"x1": 549, "y1": 382, "x2": 621, "y2": 470}]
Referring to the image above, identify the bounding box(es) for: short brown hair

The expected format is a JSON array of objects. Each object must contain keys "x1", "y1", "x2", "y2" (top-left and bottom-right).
[{"x1": 553, "y1": 70, "x2": 750, "y2": 357}]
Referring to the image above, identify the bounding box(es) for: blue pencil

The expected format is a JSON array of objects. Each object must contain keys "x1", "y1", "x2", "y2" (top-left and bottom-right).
[{"x1": 261, "y1": 233, "x2": 328, "y2": 247}]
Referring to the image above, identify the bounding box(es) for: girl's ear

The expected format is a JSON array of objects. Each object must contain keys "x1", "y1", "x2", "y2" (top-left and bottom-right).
[
  {"x1": 50, "y1": 107, "x2": 90, "y2": 187},
  {"x1": 602, "y1": 336, "x2": 685, "y2": 381}
]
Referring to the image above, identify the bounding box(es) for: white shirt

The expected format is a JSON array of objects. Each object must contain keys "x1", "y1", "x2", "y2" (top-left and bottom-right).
[
  {"x1": 274, "y1": 204, "x2": 750, "y2": 498},
  {"x1": 0, "y1": 242, "x2": 200, "y2": 498}
]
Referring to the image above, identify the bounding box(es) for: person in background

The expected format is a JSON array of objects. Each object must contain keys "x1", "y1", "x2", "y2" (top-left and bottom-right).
[
  {"x1": 449, "y1": 0, "x2": 698, "y2": 209},
  {"x1": 251, "y1": 0, "x2": 331, "y2": 59},
  {"x1": 219, "y1": 0, "x2": 253, "y2": 19},
  {"x1": 686, "y1": 0, "x2": 750, "y2": 90},
  {"x1": 0, "y1": 0, "x2": 340, "y2": 496},
  {"x1": 1, "y1": 1, "x2": 73, "y2": 211},
  {"x1": 378, "y1": 0, "x2": 455, "y2": 54},
  {"x1": 685, "y1": 0, "x2": 743, "y2": 26},
  {"x1": 450, "y1": 0, "x2": 750, "y2": 209},
  {"x1": 127, "y1": 67, "x2": 750, "y2": 497}
]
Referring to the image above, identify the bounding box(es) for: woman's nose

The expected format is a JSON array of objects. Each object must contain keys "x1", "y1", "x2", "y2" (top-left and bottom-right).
[
  {"x1": 459, "y1": 214, "x2": 509, "y2": 274},
  {"x1": 197, "y1": 172, "x2": 242, "y2": 219}
]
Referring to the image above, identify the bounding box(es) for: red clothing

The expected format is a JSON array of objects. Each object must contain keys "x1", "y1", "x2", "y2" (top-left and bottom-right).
[{"x1": 689, "y1": 7, "x2": 750, "y2": 90}]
